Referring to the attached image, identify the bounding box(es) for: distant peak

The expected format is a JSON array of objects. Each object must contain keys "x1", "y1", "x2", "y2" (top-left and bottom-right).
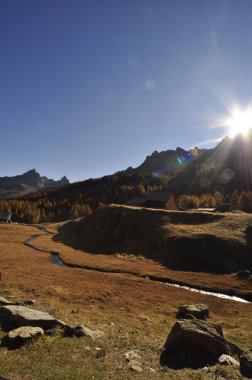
[{"x1": 23, "y1": 169, "x2": 39, "y2": 175}]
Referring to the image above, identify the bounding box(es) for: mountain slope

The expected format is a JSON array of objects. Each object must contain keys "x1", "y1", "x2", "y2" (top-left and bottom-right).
[
  {"x1": 0, "y1": 169, "x2": 70, "y2": 199},
  {"x1": 117, "y1": 147, "x2": 206, "y2": 176},
  {"x1": 167, "y1": 132, "x2": 252, "y2": 194}
]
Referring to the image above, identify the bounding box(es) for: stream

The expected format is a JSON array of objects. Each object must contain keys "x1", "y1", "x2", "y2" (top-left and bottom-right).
[{"x1": 23, "y1": 233, "x2": 251, "y2": 304}]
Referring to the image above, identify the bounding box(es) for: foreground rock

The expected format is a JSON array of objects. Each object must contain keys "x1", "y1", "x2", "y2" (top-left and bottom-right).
[
  {"x1": 246, "y1": 224, "x2": 252, "y2": 249},
  {"x1": 235, "y1": 270, "x2": 251, "y2": 280},
  {"x1": 177, "y1": 304, "x2": 209, "y2": 320},
  {"x1": 1, "y1": 326, "x2": 44, "y2": 349},
  {"x1": 64, "y1": 324, "x2": 104, "y2": 338},
  {"x1": 218, "y1": 354, "x2": 239, "y2": 366},
  {"x1": 240, "y1": 350, "x2": 252, "y2": 378},
  {"x1": 0, "y1": 305, "x2": 65, "y2": 331},
  {"x1": 160, "y1": 319, "x2": 242, "y2": 369}
]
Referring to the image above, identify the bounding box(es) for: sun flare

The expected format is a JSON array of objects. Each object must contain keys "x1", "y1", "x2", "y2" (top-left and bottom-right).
[{"x1": 225, "y1": 108, "x2": 252, "y2": 138}]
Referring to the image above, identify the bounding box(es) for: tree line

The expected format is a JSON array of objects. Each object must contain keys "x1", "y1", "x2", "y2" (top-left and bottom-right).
[{"x1": 0, "y1": 172, "x2": 251, "y2": 224}]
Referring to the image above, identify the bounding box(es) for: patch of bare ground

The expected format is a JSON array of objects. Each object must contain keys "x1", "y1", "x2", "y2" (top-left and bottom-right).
[{"x1": 0, "y1": 223, "x2": 251, "y2": 379}]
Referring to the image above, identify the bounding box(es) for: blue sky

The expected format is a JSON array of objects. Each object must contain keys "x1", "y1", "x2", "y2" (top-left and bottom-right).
[{"x1": 1, "y1": 0, "x2": 252, "y2": 182}]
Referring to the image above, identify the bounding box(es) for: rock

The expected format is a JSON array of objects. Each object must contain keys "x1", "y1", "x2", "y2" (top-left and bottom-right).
[
  {"x1": 44, "y1": 328, "x2": 57, "y2": 336},
  {"x1": 235, "y1": 270, "x2": 251, "y2": 279},
  {"x1": 124, "y1": 350, "x2": 140, "y2": 361},
  {"x1": 218, "y1": 354, "x2": 239, "y2": 366},
  {"x1": 0, "y1": 305, "x2": 65, "y2": 331},
  {"x1": 64, "y1": 324, "x2": 104, "y2": 339},
  {"x1": 240, "y1": 349, "x2": 252, "y2": 378},
  {"x1": 93, "y1": 348, "x2": 106, "y2": 358},
  {"x1": 2, "y1": 326, "x2": 44, "y2": 349},
  {"x1": 246, "y1": 224, "x2": 252, "y2": 248},
  {"x1": 177, "y1": 304, "x2": 209, "y2": 320},
  {"x1": 0, "y1": 297, "x2": 12, "y2": 306},
  {"x1": 129, "y1": 360, "x2": 143, "y2": 373},
  {"x1": 160, "y1": 319, "x2": 242, "y2": 369},
  {"x1": 23, "y1": 299, "x2": 36, "y2": 306}
]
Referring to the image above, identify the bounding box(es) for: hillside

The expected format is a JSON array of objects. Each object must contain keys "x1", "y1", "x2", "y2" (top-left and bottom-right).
[
  {"x1": 0, "y1": 169, "x2": 69, "y2": 199},
  {"x1": 167, "y1": 132, "x2": 252, "y2": 194},
  {"x1": 60, "y1": 205, "x2": 252, "y2": 274}
]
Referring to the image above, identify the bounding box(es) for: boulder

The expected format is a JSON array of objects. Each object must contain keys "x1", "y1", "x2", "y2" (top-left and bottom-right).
[
  {"x1": 246, "y1": 225, "x2": 252, "y2": 248},
  {"x1": 1, "y1": 326, "x2": 44, "y2": 349},
  {"x1": 240, "y1": 350, "x2": 252, "y2": 378},
  {"x1": 218, "y1": 354, "x2": 239, "y2": 366},
  {"x1": 0, "y1": 305, "x2": 65, "y2": 331},
  {"x1": 160, "y1": 319, "x2": 242, "y2": 369},
  {"x1": 177, "y1": 304, "x2": 209, "y2": 320},
  {"x1": 64, "y1": 324, "x2": 104, "y2": 339},
  {"x1": 235, "y1": 270, "x2": 251, "y2": 279}
]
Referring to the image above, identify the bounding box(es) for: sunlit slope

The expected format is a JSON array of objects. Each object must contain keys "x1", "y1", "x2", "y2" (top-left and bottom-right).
[{"x1": 62, "y1": 205, "x2": 252, "y2": 274}]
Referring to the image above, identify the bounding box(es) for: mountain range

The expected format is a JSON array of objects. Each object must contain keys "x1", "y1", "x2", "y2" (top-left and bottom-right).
[
  {"x1": 1, "y1": 132, "x2": 252, "y2": 201},
  {"x1": 0, "y1": 169, "x2": 69, "y2": 199}
]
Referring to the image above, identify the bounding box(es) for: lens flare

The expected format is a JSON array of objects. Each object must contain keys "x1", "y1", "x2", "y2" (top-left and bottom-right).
[{"x1": 225, "y1": 108, "x2": 252, "y2": 138}]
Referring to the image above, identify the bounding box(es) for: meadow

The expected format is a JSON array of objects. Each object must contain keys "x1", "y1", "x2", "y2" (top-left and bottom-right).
[{"x1": 0, "y1": 217, "x2": 252, "y2": 379}]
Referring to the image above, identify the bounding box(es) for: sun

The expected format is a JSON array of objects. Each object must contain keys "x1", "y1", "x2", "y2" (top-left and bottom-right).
[{"x1": 225, "y1": 108, "x2": 252, "y2": 138}]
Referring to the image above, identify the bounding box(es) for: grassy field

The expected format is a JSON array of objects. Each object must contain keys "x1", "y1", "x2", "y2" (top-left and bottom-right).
[
  {"x1": 0, "y1": 220, "x2": 252, "y2": 379},
  {"x1": 57, "y1": 205, "x2": 252, "y2": 274}
]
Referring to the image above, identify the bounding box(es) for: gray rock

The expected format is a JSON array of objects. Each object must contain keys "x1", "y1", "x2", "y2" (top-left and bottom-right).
[
  {"x1": 177, "y1": 304, "x2": 209, "y2": 320},
  {"x1": 218, "y1": 354, "x2": 239, "y2": 366},
  {"x1": 64, "y1": 324, "x2": 104, "y2": 339},
  {"x1": 2, "y1": 326, "x2": 44, "y2": 349},
  {"x1": 240, "y1": 349, "x2": 252, "y2": 378},
  {"x1": 0, "y1": 305, "x2": 65, "y2": 331},
  {"x1": 160, "y1": 319, "x2": 242, "y2": 369}
]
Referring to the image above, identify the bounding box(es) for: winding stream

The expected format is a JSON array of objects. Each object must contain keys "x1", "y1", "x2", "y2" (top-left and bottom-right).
[{"x1": 23, "y1": 233, "x2": 251, "y2": 304}]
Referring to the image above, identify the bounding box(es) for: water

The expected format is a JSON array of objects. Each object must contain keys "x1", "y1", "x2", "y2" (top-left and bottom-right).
[
  {"x1": 25, "y1": 232, "x2": 250, "y2": 303},
  {"x1": 165, "y1": 282, "x2": 250, "y2": 303},
  {"x1": 50, "y1": 251, "x2": 65, "y2": 266}
]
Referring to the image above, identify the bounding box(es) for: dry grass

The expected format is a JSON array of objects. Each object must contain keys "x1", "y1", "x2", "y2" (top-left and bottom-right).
[
  {"x1": 55, "y1": 205, "x2": 252, "y2": 276},
  {"x1": 31, "y1": 229, "x2": 252, "y2": 300},
  {"x1": 0, "y1": 223, "x2": 251, "y2": 379}
]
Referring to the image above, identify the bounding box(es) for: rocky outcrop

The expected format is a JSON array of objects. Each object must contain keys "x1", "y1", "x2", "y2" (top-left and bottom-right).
[
  {"x1": 1, "y1": 326, "x2": 44, "y2": 349},
  {"x1": 240, "y1": 350, "x2": 252, "y2": 378},
  {"x1": 0, "y1": 305, "x2": 65, "y2": 331},
  {"x1": 160, "y1": 319, "x2": 242, "y2": 369},
  {"x1": 177, "y1": 304, "x2": 209, "y2": 320}
]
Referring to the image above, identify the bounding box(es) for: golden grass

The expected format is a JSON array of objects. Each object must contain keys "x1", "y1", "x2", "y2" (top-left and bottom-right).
[{"x1": 0, "y1": 223, "x2": 251, "y2": 379}]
